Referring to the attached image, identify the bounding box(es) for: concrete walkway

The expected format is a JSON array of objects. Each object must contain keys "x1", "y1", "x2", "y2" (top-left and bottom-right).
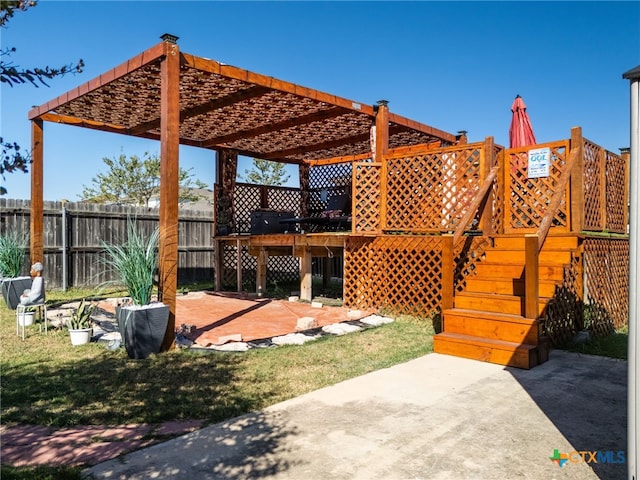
[{"x1": 84, "y1": 350, "x2": 627, "y2": 480}]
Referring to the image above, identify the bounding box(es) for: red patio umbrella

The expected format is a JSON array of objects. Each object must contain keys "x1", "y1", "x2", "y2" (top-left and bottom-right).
[{"x1": 509, "y1": 94, "x2": 537, "y2": 148}]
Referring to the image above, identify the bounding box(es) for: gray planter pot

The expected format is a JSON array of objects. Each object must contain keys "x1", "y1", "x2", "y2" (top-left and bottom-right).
[
  {"x1": 115, "y1": 303, "x2": 170, "y2": 359},
  {"x1": 1, "y1": 277, "x2": 32, "y2": 310}
]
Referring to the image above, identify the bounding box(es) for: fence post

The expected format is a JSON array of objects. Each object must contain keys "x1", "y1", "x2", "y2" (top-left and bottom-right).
[
  {"x1": 570, "y1": 126, "x2": 584, "y2": 233},
  {"x1": 621, "y1": 148, "x2": 631, "y2": 233},
  {"x1": 524, "y1": 234, "x2": 539, "y2": 319},
  {"x1": 61, "y1": 202, "x2": 68, "y2": 291},
  {"x1": 442, "y1": 234, "x2": 454, "y2": 312}
]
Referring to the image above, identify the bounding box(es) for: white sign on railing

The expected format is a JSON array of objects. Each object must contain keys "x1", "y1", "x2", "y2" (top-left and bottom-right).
[{"x1": 528, "y1": 147, "x2": 551, "y2": 178}]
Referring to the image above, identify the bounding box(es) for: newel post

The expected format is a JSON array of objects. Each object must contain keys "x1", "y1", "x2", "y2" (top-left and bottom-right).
[
  {"x1": 524, "y1": 234, "x2": 539, "y2": 319},
  {"x1": 569, "y1": 126, "x2": 584, "y2": 233},
  {"x1": 442, "y1": 234, "x2": 455, "y2": 313},
  {"x1": 480, "y1": 136, "x2": 495, "y2": 235},
  {"x1": 375, "y1": 100, "x2": 389, "y2": 231}
]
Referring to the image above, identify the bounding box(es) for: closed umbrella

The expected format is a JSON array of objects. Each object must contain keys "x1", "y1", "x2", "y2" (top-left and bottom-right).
[{"x1": 509, "y1": 94, "x2": 537, "y2": 148}]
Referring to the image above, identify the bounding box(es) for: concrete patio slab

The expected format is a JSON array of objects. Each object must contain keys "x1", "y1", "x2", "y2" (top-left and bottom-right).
[{"x1": 84, "y1": 350, "x2": 627, "y2": 480}]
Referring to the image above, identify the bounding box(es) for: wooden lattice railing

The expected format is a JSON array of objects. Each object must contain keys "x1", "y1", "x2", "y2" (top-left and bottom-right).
[
  {"x1": 583, "y1": 139, "x2": 629, "y2": 233},
  {"x1": 213, "y1": 128, "x2": 629, "y2": 334}
]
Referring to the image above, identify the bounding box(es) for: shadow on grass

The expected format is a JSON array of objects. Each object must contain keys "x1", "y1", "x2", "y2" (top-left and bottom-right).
[
  {"x1": 2, "y1": 348, "x2": 299, "y2": 478},
  {"x1": 2, "y1": 349, "x2": 268, "y2": 427}
]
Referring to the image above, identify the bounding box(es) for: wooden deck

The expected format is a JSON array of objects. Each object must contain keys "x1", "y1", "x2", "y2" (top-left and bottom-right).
[{"x1": 214, "y1": 232, "x2": 349, "y2": 301}]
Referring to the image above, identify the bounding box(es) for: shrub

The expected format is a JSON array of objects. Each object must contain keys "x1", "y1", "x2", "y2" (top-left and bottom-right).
[
  {"x1": 102, "y1": 220, "x2": 159, "y2": 305},
  {"x1": 0, "y1": 232, "x2": 27, "y2": 278}
]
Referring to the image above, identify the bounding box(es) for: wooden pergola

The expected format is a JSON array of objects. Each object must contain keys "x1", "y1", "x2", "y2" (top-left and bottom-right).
[{"x1": 27, "y1": 34, "x2": 457, "y2": 350}]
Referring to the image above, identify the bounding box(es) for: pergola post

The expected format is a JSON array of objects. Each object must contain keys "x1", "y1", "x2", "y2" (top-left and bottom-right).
[
  {"x1": 375, "y1": 100, "x2": 389, "y2": 231},
  {"x1": 30, "y1": 119, "x2": 44, "y2": 266},
  {"x1": 158, "y1": 34, "x2": 180, "y2": 352},
  {"x1": 299, "y1": 163, "x2": 310, "y2": 219}
]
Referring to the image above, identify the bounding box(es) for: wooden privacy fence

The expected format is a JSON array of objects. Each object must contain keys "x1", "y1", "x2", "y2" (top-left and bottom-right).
[{"x1": 0, "y1": 199, "x2": 215, "y2": 290}]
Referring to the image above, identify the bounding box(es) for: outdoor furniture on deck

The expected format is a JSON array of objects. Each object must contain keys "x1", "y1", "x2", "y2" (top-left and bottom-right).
[{"x1": 280, "y1": 193, "x2": 352, "y2": 232}]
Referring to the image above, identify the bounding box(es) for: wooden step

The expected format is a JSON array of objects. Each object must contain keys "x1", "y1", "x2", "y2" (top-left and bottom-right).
[
  {"x1": 484, "y1": 249, "x2": 572, "y2": 266},
  {"x1": 454, "y1": 291, "x2": 546, "y2": 317},
  {"x1": 474, "y1": 262, "x2": 565, "y2": 281},
  {"x1": 433, "y1": 332, "x2": 538, "y2": 369},
  {"x1": 443, "y1": 308, "x2": 542, "y2": 344},
  {"x1": 492, "y1": 235, "x2": 579, "y2": 250},
  {"x1": 465, "y1": 276, "x2": 559, "y2": 297}
]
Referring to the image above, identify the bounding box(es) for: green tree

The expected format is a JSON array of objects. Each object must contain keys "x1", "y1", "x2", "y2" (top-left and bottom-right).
[
  {"x1": 80, "y1": 152, "x2": 209, "y2": 207},
  {"x1": 237, "y1": 158, "x2": 290, "y2": 186},
  {"x1": 0, "y1": 0, "x2": 84, "y2": 195}
]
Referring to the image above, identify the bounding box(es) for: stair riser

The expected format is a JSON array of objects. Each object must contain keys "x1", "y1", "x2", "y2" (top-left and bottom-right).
[
  {"x1": 474, "y1": 263, "x2": 564, "y2": 280},
  {"x1": 454, "y1": 294, "x2": 545, "y2": 317},
  {"x1": 465, "y1": 278, "x2": 557, "y2": 297},
  {"x1": 443, "y1": 315, "x2": 540, "y2": 344},
  {"x1": 484, "y1": 250, "x2": 572, "y2": 265},
  {"x1": 434, "y1": 336, "x2": 537, "y2": 369},
  {"x1": 493, "y1": 236, "x2": 579, "y2": 250}
]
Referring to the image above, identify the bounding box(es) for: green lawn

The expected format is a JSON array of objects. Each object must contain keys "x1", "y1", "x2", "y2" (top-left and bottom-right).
[{"x1": 1, "y1": 288, "x2": 435, "y2": 478}]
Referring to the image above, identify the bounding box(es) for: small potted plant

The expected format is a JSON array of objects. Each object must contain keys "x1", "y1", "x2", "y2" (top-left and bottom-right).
[
  {"x1": 0, "y1": 232, "x2": 31, "y2": 310},
  {"x1": 68, "y1": 298, "x2": 95, "y2": 346},
  {"x1": 102, "y1": 220, "x2": 170, "y2": 359}
]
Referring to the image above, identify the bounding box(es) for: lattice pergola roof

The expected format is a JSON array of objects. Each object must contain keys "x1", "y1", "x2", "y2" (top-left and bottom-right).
[{"x1": 29, "y1": 38, "x2": 457, "y2": 164}]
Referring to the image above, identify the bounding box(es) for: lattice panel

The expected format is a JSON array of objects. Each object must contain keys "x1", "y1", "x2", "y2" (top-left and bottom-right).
[
  {"x1": 268, "y1": 188, "x2": 301, "y2": 215},
  {"x1": 582, "y1": 139, "x2": 604, "y2": 231},
  {"x1": 220, "y1": 243, "x2": 299, "y2": 291},
  {"x1": 491, "y1": 175, "x2": 504, "y2": 234},
  {"x1": 544, "y1": 250, "x2": 584, "y2": 345},
  {"x1": 234, "y1": 184, "x2": 262, "y2": 234},
  {"x1": 583, "y1": 238, "x2": 629, "y2": 333},
  {"x1": 232, "y1": 184, "x2": 300, "y2": 234},
  {"x1": 385, "y1": 146, "x2": 483, "y2": 231},
  {"x1": 309, "y1": 163, "x2": 352, "y2": 189},
  {"x1": 454, "y1": 236, "x2": 490, "y2": 292},
  {"x1": 354, "y1": 162, "x2": 381, "y2": 233},
  {"x1": 605, "y1": 151, "x2": 628, "y2": 233},
  {"x1": 344, "y1": 235, "x2": 443, "y2": 318},
  {"x1": 506, "y1": 142, "x2": 568, "y2": 231}
]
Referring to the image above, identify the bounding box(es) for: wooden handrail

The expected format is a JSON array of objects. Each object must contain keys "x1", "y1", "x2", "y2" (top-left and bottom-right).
[
  {"x1": 535, "y1": 145, "x2": 580, "y2": 251},
  {"x1": 524, "y1": 140, "x2": 581, "y2": 319},
  {"x1": 452, "y1": 165, "x2": 499, "y2": 244}
]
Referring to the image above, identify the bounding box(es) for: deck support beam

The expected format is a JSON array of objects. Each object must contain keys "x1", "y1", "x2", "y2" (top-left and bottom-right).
[
  {"x1": 300, "y1": 247, "x2": 313, "y2": 302},
  {"x1": 257, "y1": 247, "x2": 268, "y2": 296}
]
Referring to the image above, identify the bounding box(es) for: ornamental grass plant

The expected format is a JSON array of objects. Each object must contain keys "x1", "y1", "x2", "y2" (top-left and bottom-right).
[
  {"x1": 101, "y1": 220, "x2": 159, "y2": 306},
  {"x1": 0, "y1": 232, "x2": 27, "y2": 278}
]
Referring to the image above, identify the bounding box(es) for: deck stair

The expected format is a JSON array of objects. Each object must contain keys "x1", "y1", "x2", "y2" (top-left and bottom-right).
[{"x1": 434, "y1": 234, "x2": 579, "y2": 369}]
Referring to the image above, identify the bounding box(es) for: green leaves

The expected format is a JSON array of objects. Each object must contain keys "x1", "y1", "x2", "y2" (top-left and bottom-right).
[
  {"x1": 69, "y1": 298, "x2": 96, "y2": 330},
  {"x1": 81, "y1": 152, "x2": 208, "y2": 206},
  {"x1": 237, "y1": 158, "x2": 290, "y2": 186},
  {"x1": 102, "y1": 220, "x2": 159, "y2": 306},
  {"x1": 0, "y1": 231, "x2": 27, "y2": 278}
]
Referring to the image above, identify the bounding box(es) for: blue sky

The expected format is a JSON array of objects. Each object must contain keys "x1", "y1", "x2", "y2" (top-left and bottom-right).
[{"x1": 2, "y1": 0, "x2": 639, "y2": 201}]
